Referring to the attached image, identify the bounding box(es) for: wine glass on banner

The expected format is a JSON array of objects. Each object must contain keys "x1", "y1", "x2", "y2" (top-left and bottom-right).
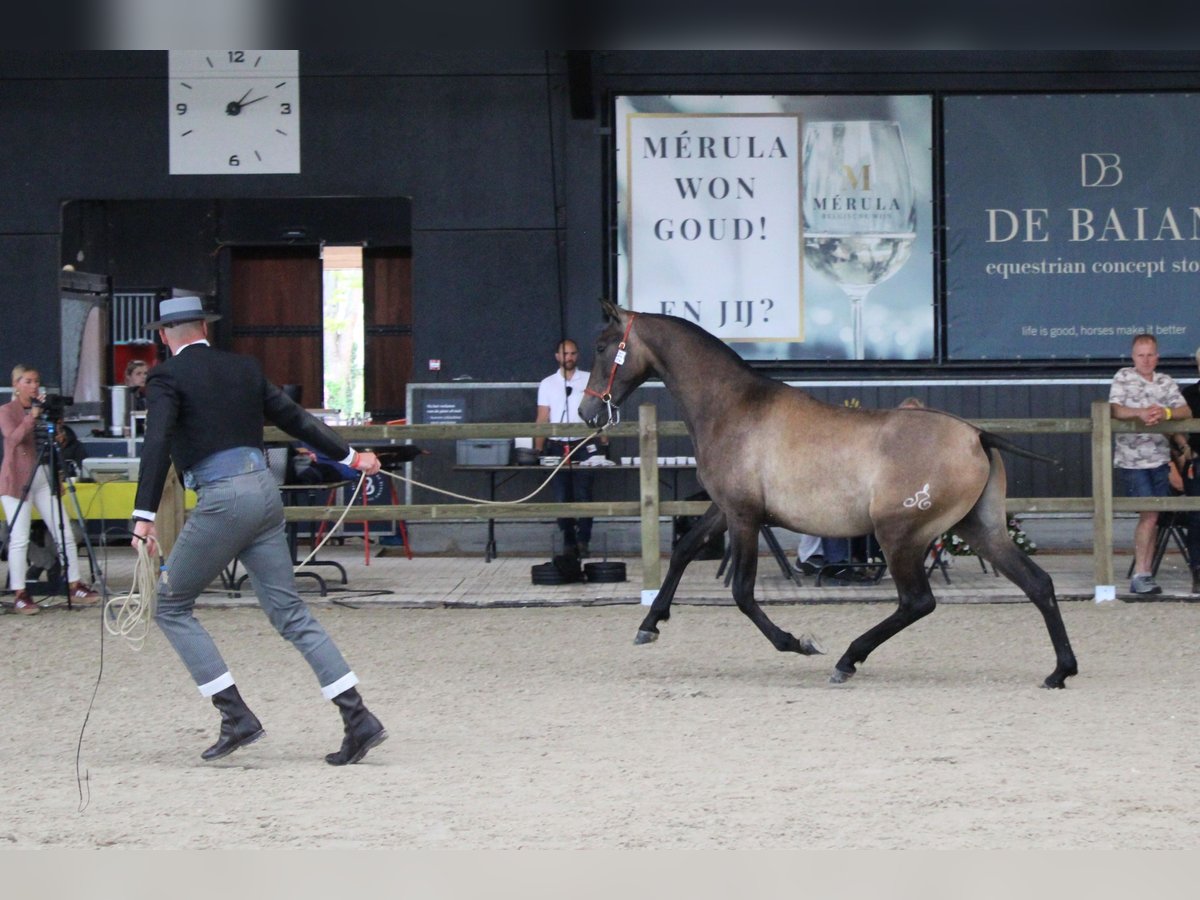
[{"x1": 802, "y1": 120, "x2": 917, "y2": 360}]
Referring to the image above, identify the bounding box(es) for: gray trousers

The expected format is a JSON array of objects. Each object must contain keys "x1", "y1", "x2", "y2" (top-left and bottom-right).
[{"x1": 154, "y1": 467, "x2": 357, "y2": 700}]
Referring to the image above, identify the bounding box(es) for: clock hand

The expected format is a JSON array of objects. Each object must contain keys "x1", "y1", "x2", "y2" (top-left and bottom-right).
[{"x1": 225, "y1": 93, "x2": 268, "y2": 116}]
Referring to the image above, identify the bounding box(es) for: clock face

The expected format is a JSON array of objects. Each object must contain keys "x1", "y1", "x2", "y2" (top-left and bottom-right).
[{"x1": 168, "y1": 51, "x2": 300, "y2": 174}]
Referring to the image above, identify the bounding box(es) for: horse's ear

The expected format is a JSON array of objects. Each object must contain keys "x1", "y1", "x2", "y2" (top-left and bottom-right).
[{"x1": 599, "y1": 298, "x2": 623, "y2": 323}]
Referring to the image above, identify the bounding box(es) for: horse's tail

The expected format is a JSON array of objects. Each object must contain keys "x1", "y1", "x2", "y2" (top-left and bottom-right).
[{"x1": 978, "y1": 430, "x2": 1060, "y2": 466}]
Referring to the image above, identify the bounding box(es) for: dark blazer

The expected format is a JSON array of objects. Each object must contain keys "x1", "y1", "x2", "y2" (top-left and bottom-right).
[{"x1": 134, "y1": 343, "x2": 353, "y2": 514}]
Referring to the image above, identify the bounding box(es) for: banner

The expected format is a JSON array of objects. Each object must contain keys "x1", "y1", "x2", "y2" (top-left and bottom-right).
[
  {"x1": 945, "y1": 94, "x2": 1200, "y2": 360},
  {"x1": 615, "y1": 95, "x2": 934, "y2": 361}
]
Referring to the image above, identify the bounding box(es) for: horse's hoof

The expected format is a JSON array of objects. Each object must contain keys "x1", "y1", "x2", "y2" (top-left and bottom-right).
[
  {"x1": 634, "y1": 629, "x2": 659, "y2": 645},
  {"x1": 798, "y1": 633, "x2": 826, "y2": 656},
  {"x1": 1041, "y1": 676, "x2": 1067, "y2": 689},
  {"x1": 829, "y1": 668, "x2": 855, "y2": 685}
]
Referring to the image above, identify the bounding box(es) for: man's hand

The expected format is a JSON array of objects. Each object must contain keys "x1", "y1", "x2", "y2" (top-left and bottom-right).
[
  {"x1": 352, "y1": 451, "x2": 381, "y2": 476},
  {"x1": 132, "y1": 519, "x2": 158, "y2": 553},
  {"x1": 1140, "y1": 406, "x2": 1165, "y2": 425}
]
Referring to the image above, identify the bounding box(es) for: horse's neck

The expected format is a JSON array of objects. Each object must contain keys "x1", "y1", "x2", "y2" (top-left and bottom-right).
[{"x1": 643, "y1": 318, "x2": 769, "y2": 435}]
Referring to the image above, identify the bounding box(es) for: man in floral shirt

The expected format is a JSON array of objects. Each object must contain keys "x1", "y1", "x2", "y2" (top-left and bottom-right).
[{"x1": 1109, "y1": 333, "x2": 1192, "y2": 594}]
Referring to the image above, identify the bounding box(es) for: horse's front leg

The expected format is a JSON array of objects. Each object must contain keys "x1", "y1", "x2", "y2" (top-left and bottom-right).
[
  {"x1": 635, "y1": 504, "x2": 725, "y2": 644},
  {"x1": 727, "y1": 520, "x2": 824, "y2": 656}
]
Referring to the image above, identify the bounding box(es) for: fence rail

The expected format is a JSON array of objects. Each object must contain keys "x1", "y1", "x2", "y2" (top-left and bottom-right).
[{"x1": 201, "y1": 402, "x2": 1200, "y2": 597}]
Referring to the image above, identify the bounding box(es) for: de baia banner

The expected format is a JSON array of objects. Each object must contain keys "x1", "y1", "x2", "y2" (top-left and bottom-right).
[
  {"x1": 615, "y1": 95, "x2": 934, "y2": 361},
  {"x1": 944, "y1": 94, "x2": 1199, "y2": 361}
]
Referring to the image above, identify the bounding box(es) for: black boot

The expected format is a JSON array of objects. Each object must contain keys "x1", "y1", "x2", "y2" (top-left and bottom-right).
[
  {"x1": 1192, "y1": 568, "x2": 1200, "y2": 596},
  {"x1": 325, "y1": 687, "x2": 387, "y2": 766},
  {"x1": 201, "y1": 685, "x2": 265, "y2": 761}
]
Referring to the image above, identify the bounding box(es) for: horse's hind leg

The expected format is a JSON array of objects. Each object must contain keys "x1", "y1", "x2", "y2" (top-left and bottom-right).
[
  {"x1": 955, "y1": 517, "x2": 1078, "y2": 688},
  {"x1": 832, "y1": 546, "x2": 935, "y2": 683},
  {"x1": 726, "y1": 519, "x2": 824, "y2": 656},
  {"x1": 635, "y1": 504, "x2": 725, "y2": 644}
]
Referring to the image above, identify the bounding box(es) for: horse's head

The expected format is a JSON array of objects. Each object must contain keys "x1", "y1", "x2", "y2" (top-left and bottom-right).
[{"x1": 579, "y1": 299, "x2": 650, "y2": 429}]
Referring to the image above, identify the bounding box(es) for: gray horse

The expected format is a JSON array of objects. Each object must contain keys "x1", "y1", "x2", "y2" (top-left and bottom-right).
[{"x1": 578, "y1": 300, "x2": 1078, "y2": 688}]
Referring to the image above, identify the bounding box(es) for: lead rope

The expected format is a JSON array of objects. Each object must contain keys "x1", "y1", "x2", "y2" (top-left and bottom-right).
[
  {"x1": 294, "y1": 432, "x2": 604, "y2": 569},
  {"x1": 293, "y1": 472, "x2": 368, "y2": 569},
  {"x1": 376, "y1": 430, "x2": 605, "y2": 502}
]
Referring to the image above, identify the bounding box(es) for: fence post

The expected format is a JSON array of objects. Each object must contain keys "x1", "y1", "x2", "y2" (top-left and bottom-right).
[
  {"x1": 1090, "y1": 400, "x2": 1115, "y2": 600},
  {"x1": 638, "y1": 403, "x2": 661, "y2": 602}
]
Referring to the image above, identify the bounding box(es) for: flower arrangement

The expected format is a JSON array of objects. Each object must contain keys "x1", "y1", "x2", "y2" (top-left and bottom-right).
[{"x1": 940, "y1": 516, "x2": 1037, "y2": 556}]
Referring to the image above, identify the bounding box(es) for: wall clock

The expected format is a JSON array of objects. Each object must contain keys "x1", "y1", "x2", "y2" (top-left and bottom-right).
[{"x1": 168, "y1": 50, "x2": 300, "y2": 174}]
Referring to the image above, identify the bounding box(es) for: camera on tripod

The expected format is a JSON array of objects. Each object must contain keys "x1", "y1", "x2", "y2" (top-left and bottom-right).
[{"x1": 31, "y1": 393, "x2": 70, "y2": 449}]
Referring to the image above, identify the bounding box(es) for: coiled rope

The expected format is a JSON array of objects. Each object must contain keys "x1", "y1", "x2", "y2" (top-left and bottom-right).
[{"x1": 103, "y1": 537, "x2": 158, "y2": 650}]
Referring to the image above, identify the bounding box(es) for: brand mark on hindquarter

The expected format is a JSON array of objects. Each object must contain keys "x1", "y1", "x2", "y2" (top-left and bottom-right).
[{"x1": 903, "y1": 483, "x2": 932, "y2": 510}]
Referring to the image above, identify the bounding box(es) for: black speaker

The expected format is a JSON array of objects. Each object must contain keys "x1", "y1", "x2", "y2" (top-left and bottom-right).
[{"x1": 566, "y1": 51, "x2": 595, "y2": 120}]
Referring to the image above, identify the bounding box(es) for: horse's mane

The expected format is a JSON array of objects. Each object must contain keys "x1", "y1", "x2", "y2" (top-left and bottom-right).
[{"x1": 640, "y1": 311, "x2": 764, "y2": 381}]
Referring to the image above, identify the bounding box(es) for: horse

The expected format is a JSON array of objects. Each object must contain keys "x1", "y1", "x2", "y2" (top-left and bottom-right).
[{"x1": 578, "y1": 300, "x2": 1078, "y2": 689}]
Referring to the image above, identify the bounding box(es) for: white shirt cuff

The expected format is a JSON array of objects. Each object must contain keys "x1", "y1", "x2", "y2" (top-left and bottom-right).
[
  {"x1": 340, "y1": 449, "x2": 356, "y2": 466},
  {"x1": 132, "y1": 509, "x2": 156, "y2": 522}
]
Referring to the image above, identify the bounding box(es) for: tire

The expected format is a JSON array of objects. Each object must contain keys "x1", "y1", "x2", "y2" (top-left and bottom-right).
[
  {"x1": 584, "y1": 561, "x2": 627, "y2": 583},
  {"x1": 531, "y1": 562, "x2": 569, "y2": 585}
]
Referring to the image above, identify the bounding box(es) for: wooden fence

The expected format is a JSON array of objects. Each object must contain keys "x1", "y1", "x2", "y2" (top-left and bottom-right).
[{"x1": 152, "y1": 401, "x2": 1198, "y2": 598}]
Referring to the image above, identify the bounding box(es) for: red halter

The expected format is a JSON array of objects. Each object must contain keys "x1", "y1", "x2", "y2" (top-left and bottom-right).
[{"x1": 584, "y1": 313, "x2": 637, "y2": 403}]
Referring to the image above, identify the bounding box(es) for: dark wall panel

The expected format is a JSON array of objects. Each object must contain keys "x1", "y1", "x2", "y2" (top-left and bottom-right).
[
  {"x1": 411, "y1": 229, "x2": 562, "y2": 383},
  {"x1": 299, "y1": 74, "x2": 555, "y2": 230},
  {"x1": 0, "y1": 235, "x2": 64, "y2": 382},
  {"x1": 5, "y1": 51, "x2": 1200, "y2": 392}
]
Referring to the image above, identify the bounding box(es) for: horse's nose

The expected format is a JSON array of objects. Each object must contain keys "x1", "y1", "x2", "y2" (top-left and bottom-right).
[{"x1": 579, "y1": 399, "x2": 598, "y2": 427}]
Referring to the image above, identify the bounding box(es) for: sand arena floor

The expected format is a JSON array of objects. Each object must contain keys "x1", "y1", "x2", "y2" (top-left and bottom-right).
[{"x1": 3, "y1": 543, "x2": 1199, "y2": 850}]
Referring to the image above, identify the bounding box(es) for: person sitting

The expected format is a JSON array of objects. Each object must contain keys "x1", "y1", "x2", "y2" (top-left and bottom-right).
[
  {"x1": 795, "y1": 534, "x2": 877, "y2": 584},
  {"x1": 54, "y1": 420, "x2": 89, "y2": 480},
  {"x1": 124, "y1": 358, "x2": 150, "y2": 411}
]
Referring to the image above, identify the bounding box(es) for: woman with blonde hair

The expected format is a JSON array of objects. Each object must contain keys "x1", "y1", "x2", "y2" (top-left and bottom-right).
[{"x1": 1, "y1": 364, "x2": 99, "y2": 613}]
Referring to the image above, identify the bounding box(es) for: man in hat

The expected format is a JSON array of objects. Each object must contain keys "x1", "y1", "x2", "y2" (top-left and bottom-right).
[{"x1": 131, "y1": 296, "x2": 388, "y2": 765}]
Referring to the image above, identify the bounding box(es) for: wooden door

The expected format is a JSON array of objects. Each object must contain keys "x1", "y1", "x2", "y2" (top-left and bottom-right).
[
  {"x1": 228, "y1": 246, "x2": 323, "y2": 406},
  {"x1": 363, "y1": 247, "x2": 412, "y2": 421}
]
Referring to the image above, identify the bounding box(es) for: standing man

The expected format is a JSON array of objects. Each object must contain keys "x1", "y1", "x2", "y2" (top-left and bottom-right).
[
  {"x1": 1180, "y1": 346, "x2": 1200, "y2": 595},
  {"x1": 132, "y1": 296, "x2": 387, "y2": 765},
  {"x1": 1109, "y1": 333, "x2": 1191, "y2": 595},
  {"x1": 535, "y1": 338, "x2": 603, "y2": 558}
]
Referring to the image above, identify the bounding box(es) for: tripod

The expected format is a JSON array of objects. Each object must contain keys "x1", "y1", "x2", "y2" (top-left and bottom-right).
[
  {"x1": 1, "y1": 419, "x2": 99, "y2": 610},
  {"x1": 1125, "y1": 511, "x2": 1192, "y2": 580}
]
